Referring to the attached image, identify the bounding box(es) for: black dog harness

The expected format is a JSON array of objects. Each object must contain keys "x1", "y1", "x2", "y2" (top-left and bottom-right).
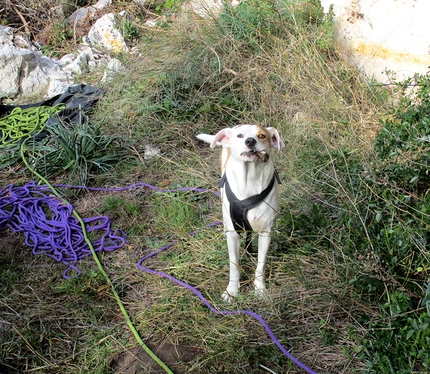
[{"x1": 219, "y1": 171, "x2": 281, "y2": 251}]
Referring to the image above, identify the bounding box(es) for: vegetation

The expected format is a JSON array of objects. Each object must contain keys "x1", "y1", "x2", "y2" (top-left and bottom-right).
[{"x1": 1, "y1": 0, "x2": 429, "y2": 373}]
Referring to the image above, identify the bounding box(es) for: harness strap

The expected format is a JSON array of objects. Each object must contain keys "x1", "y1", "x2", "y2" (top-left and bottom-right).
[{"x1": 219, "y1": 170, "x2": 280, "y2": 251}]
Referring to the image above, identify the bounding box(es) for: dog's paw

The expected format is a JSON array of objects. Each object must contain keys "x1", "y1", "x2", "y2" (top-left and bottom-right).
[
  {"x1": 222, "y1": 288, "x2": 238, "y2": 303},
  {"x1": 254, "y1": 281, "x2": 269, "y2": 300}
]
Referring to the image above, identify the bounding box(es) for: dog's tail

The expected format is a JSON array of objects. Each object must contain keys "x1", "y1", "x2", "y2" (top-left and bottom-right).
[{"x1": 196, "y1": 134, "x2": 221, "y2": 147}]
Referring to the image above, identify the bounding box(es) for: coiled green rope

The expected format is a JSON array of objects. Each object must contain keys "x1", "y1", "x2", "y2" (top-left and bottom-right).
[{"x1": 0, "y1": 105, "x2": 64, "y2": 147}]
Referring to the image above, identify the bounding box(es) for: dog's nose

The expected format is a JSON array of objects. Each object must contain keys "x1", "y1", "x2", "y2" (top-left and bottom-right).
[{"x1": 245, "y1": 137, "x2": 256, "y2": 148}]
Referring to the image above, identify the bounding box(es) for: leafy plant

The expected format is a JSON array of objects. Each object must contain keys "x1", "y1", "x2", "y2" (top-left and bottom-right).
[
  {"x1": 27, "y1": 120, "x2": 128, "y2": 184},
  {"x1": 375, "y1": 74, "x2": 430, "y2": 191},
  {"x1": 120, "y1": 18, "x2": 141, "y2": 43},
  {"x1": 299, "y1": 75, "x2": 430, "y2": 372},
  {"x1": 357, "y1": 288, "x2": 430, "y2": 373}
]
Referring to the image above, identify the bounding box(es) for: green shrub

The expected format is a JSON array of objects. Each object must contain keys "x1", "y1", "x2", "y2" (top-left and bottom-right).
[
  {"x1": 218, "y1": 0, "x2": 281, "y2": 51},
  {"x1": 375, "y1": 74, "x2": 430, "y2": 191},
  {"x1": 307, "y1": 75, "x2": 430, "y2": 372},
  {"x1": 350, "y1": 75, "x2": 430, "y2": 373},
  {"x1": 369, "y1": 75, "x2": 430, "y2": 286},
  {"x1": 218, "y1": 0, "x2": 334, "y2": 54},
  {"x1": 358, "y1": 288, "x2": 430, "y2": 373}
]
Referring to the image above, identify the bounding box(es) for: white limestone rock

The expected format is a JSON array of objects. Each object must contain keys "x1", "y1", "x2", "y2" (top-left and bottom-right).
[
  {"x1": 320, "y1": 0, "x2": 430, "y2": 83},
  {"x1": 88, "y1": 13, "x2": 129, "y2": 54},
  {"x1": 0, "y1": 43, "x2": 72, "y2": 99},
  {"x1": 101, "y1": 58, "x2": 125, "y2": 83}
]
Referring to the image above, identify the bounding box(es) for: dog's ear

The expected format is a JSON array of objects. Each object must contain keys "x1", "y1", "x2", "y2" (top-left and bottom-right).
[
  {"x1": 210, "y1": 128, "x2": 233, "y2": 148},
  {"x1": 267, "y1": 127, "x2": 285, "y2": 151}
]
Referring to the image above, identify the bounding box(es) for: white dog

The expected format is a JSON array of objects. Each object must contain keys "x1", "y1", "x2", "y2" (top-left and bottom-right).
[{"x1": 197, "y1": 124, "x2": 285, "y2": 302}]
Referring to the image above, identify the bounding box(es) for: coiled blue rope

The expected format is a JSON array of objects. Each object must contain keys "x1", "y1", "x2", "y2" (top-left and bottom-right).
[{"x1": 0, "y1": 182, "x2": 126, "y2": 278}]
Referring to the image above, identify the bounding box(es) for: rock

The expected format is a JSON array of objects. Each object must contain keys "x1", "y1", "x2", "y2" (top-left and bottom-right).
[
  {"x1": 144, "y1": 19, "x2": 159, "y2": 27},
  {"x1": 0, "y1": 47, "x2": 24, "y2": 97},
  {"x1": 0, "y1": 26, "x2": 14, "y2": 45},
  {"x1": 101, "y1": 58, "x2": 125, "y2": 83},
  {"x1": 57, "y1": 53, "x2": 77, "y2": 68},
  {"x1": 88, "y1": 51, "x2": 109, "y2": 72},
  {"x1": 59, "y1": 47, "x2": 110, "y2": 76},
  {"x1": 48, "y1": 80, "x2": 73, "y2": 98},
  {"x1": 13, "y1": 34, "x2": 37, "y2": 51},
  {"x1": 61, "y1": 48, "x2": 94, "y2": 75},
  {"x1": 68, "y1": 0, "x2": 112, "y2": 27},
  {"x1": 119, "y1": 10, "x2": 132, "y2": 19},
  {"x1": 0, "y1": 7, "x2": 132, "y2": 102},
  {"x1": 68, "y1": 7, "x2": 97, "y2": 27},
  {"x1": 82, "y1": 35, "x2": 92, "y2": 46},
  {"x1": 0, "y1": 18, "x2": 128, "y2": 101},
  {"x1": 144, "y1": 145, "x2": 161, "y2": 160},
  {"x1": 0, "y1": 43, "x2": 72, "y2": 100},
  {"x1": 87, "y1": 13, "x2": 129, "y2": 54},
  {"x1": 92, "y1": 0, "x2": 112, "y2": 10},
  {"x1": 189, "y1": 0, "x2": 224, "y2": 18},
  {"x1": 189, "y1": 0, "x2": 241, "y2": 18},
  {"x1": 320, "y1": 0, "x2": 430, "y2": 83}
]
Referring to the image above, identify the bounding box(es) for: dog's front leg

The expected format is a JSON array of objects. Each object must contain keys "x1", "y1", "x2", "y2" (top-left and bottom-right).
[
  {"x1": 254, "y1": 232, "x2": 271, "y2": 298},
  {"x1": 222, "y1": 231, "x2": 241, "y2": 303}
]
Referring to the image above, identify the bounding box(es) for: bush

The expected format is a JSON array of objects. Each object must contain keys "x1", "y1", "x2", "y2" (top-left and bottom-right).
[
  {"x1": 358, "y1": 288, "x2": 430, "y2": 373},
  {"x1": 296, "y1": 75, "x2": 430, "y2": 372},
  {"x1": 375, "y1": 74, "x2": 430, "y2": 191},
  {"x1": 353, "y1": 75, "x2": 430, "y2": 373},
  {"x1": 369, "y1": 75, "x2": 430, "y2": 288}
]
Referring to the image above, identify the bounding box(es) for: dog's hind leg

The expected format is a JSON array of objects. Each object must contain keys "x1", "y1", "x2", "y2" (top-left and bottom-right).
[
  {"x1": 222, "y1": 231, "x2": 241, "y2": 303},
  {"x1": 254, "y1": 232, "x2": 271, "y2": 298}
]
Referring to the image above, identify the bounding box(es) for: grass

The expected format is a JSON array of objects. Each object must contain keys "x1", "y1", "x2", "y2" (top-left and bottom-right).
[
  {"x1": 2, "y1": 0, "x2": 428, "y2": 373},
  {"x1": 0, "y1": 239, "x2": 124, "y2": 373}
]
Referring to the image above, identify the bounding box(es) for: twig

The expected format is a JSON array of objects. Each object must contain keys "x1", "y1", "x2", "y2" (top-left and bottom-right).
[
  {"x1": 11, "y1": 2, "x2": 31, "y2": 36},
  {"x1": 259, "y1": 364, "x2": 278, "y2": 374},
  {"x1": 130, "y1": 145, "x2": 145, "y2": 165}
]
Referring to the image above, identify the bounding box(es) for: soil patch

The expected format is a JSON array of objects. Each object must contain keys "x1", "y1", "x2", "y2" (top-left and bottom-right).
[{"x1": 114, "y1": 339, "x2": 204, "y2": 374}]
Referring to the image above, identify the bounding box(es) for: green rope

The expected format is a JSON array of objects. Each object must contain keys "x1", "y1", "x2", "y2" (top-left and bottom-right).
[
  {"x1": 0, "y1": 105, "x2": 65, "y2": 147},
  {"x1": 7, "y1": 106, "x2": 174, "y2": 374}
]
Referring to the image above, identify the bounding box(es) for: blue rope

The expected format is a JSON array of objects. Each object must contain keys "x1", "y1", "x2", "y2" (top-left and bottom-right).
[
  {"x1": 0, "y1": 182, "x2": 126, "y2": 278},
  {"x1": 0, "y1": 180, "x2": 318, "y2": 373}
]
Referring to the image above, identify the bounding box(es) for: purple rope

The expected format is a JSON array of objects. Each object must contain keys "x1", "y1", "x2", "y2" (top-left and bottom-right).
[
  {"x1": 0, "y1": 182, "x2": 126, "y2": 278},
  {"x1": 51, "y1": 182, "x2": 221, "y2": 197},
  {"x1": 52, "y1": 181, "x2": 317, "y2": 373},
  {"x1": 136, "y1": 223, "x2": 317, "y2": 374},
  {"x1": 1, "y1": 180, "x2": 317, "y2": 373}
]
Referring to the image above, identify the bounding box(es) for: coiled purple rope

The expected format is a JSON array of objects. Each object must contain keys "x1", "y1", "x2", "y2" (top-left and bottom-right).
[
  {"x1": 0, "y1": 182, "x2": 126, "y2": 278},
  {"x1": 1, "y1": 180, "x2": 317, "y2": 373}
]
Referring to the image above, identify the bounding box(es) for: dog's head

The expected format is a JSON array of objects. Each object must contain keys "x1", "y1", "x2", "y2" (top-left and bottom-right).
[{"x1": 210, "y1": 124, "x2": 285, "y2": 162}]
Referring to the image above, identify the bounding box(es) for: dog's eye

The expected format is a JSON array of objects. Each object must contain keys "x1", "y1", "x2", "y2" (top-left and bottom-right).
[
  {"x1": 258, "y1": 134, "x2": 266, "y2": 139},
  {"x1": 237, "y1": 134, "x2": 244, "y2": 138}
]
